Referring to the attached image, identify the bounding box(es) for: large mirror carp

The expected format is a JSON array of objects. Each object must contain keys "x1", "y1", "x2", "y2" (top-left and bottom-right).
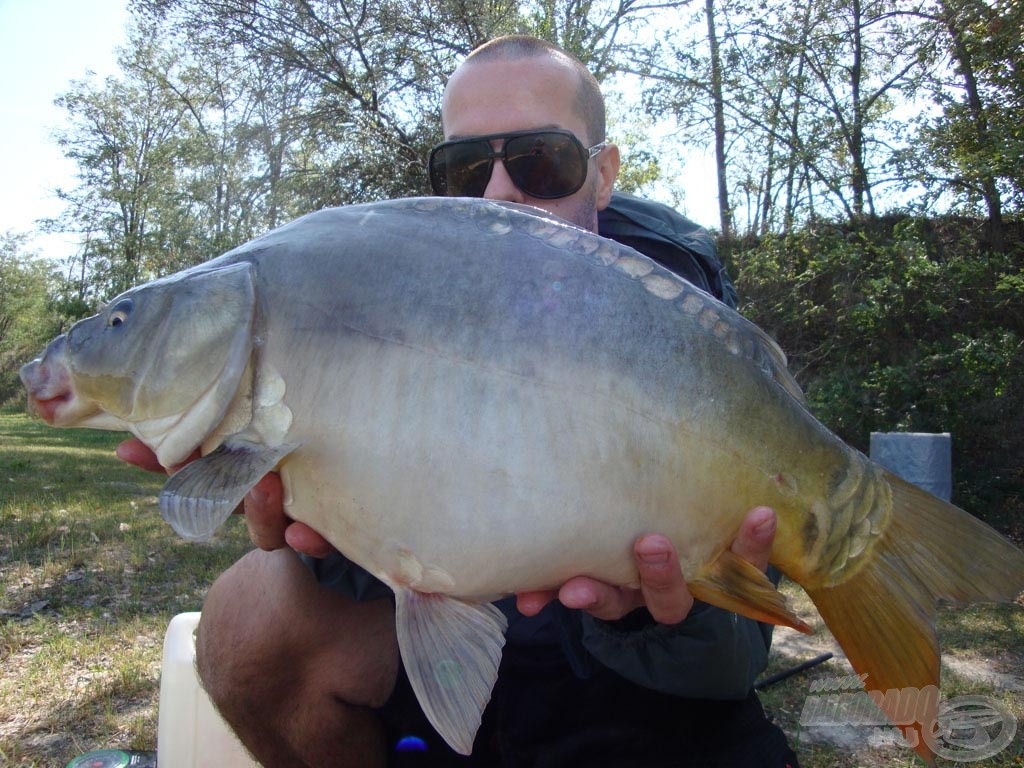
[{"x1": 21, "y1": 198, "x2": 1024, "y2": 763}]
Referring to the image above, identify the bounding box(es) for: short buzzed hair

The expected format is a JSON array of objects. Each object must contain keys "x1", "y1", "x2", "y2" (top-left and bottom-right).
[{"x1": 460, "y1": 35, "x2": 606, "y2": 146}]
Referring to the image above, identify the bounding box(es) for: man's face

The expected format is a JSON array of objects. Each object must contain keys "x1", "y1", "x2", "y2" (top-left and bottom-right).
[{"x1": 441, "y1": 54, "x2": 619, "y2": 233}]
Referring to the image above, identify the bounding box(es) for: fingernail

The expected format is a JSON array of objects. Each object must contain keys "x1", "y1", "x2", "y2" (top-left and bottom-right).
[
  {"x1": 639, "y1": 551, "x2": 670, "y2": 566},
  {"x1": 636, "y1": 534, "x2": 672, "y2": 565},
  {"x1": 753, "y1": 509, "x2": 776, "y2": 537},
  {"x1": 563, "y1": 584, "x2": 598, "y2": 609}
]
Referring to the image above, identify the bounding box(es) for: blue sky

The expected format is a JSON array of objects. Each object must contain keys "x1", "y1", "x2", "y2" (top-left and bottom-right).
[{"x1": 0, "y1": 0, "x2": 129, "y2": 259}]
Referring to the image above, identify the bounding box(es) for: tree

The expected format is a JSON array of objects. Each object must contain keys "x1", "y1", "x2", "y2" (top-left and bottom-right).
[
  {"x1": 641, "y1": 0, "x2": 943, "y2": 234},
  {"x1": 134, "y1": 0, "x2": 463, "y2": 201},
  {"x1": 53, "y1": 27, "x2": 189, "y2": 298},
  {"x1": 135, "y1": 28, "x2": 328, "y2": 262},
  {"x1": 704, "y1": 0, "x2": 733, "y2": 236},
  {"x1": 896, "y1": 0, "x2": 1023, "y2": 250},
  {"x1": 0, "y1": 234, "x2": 62, "y2": 404},
  {"x1": 44, "y1": 0, "x2": 671, "y2": 295}
]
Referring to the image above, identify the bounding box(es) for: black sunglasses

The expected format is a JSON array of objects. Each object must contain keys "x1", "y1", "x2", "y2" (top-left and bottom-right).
[{"x1": 428, "y1": 129, "x2": 607, "y2": 200}]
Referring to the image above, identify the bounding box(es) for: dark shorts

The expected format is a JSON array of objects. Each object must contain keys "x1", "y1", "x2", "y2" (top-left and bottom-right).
[{"x1": 381, "y1": 641, "x2": 799, "y2": 768}]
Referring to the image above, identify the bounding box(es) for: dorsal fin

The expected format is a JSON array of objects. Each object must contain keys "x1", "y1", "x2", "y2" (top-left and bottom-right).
[{"x1": 750, "y1": 325, "x2": 806, "y2": 404}]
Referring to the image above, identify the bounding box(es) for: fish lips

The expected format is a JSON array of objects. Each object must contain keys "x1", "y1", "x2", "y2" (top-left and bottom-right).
[{"x1": 20, "y1": 336, "x2": 96, "y2": 425}]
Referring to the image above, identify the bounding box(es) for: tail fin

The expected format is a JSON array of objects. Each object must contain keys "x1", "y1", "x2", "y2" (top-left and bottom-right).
[{"x1": 804, "y1": 471, "x2": 1024, "y2": 766}]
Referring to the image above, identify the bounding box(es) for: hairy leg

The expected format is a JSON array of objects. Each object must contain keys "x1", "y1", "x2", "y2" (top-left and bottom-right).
[{"x1": 196, "y1": 548, "x2": 399, "y2": 768}]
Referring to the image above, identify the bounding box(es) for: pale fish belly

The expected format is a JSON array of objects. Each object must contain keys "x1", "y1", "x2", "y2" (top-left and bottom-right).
[{"x1": 273, "y1": 333, "x2": 740, "y2": 600}]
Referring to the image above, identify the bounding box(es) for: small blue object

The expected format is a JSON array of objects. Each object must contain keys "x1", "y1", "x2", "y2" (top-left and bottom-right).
[{"x1": 395, "y1": 735, "x2": 428, "y2": 752}]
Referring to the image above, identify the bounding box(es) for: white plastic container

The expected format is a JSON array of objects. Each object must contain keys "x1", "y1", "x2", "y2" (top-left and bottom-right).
[{"x1": 157, "y1": 612, "x2": 260, "y2": 767}]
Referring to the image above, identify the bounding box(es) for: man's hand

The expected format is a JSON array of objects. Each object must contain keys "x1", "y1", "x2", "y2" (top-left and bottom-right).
[
  {"x1": 248, "y1": 471, "x2": 335, "y2": 557},
  {"x1": 115, "y1": 438, "x2": 335, "y2": 557},
  {"x1": 516, "y1": 506, "x2": 777, "y2": 625},
  {"x1": 115, "y1": 437, "x2": 193, "y2": 473}
]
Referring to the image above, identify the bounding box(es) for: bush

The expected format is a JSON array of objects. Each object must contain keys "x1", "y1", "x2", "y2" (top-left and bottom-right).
[
  {"x1": 0, "y1": 235, "x2": 65, "y2": 407},
  {"x1": 732, "y1": 215, "x2": 1024, "y2": 534}
]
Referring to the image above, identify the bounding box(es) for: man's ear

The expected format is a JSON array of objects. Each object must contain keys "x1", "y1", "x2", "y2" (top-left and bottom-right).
[{"x1": 595, "y1": 143, "x2": 621, "y2": 211}]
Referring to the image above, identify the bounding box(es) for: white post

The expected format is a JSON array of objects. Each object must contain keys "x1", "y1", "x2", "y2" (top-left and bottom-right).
[
  {"x1": 869, "y1": 432, "x2": 952, "y2": 501},
  {"x1": 158, "y1": 612, "x2": 260, "y2": 767}
]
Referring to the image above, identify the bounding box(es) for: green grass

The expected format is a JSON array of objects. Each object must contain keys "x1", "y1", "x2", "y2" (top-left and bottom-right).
[
  {"x1": 2, "y1": 406, "x2": 1022, "y2": 766},
  {"x1": 0, "y1": 407, "x2": 252, "y2": 767}
]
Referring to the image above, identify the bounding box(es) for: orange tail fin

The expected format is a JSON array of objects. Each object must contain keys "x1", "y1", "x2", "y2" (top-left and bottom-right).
[{"x1": 804, "y1": 471, "x2": 1024, "y2": 765}]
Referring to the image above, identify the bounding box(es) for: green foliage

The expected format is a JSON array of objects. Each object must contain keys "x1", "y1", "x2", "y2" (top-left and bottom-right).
[
  {"x1": 50, "y1": 1, "x2": 667, "y2": 294},
  {"x1": 608, "y1": 109, "x2": 661, "y2": 194},
  {"x1": 920, "y1": 0, "x2": 1024, "y2": 214},
  {"x1": 735, "y1": 216, "x2": 1024, "y2": 531},
  {"x1": 0, "y1": 235, "x2": 64, "y2": 405}
]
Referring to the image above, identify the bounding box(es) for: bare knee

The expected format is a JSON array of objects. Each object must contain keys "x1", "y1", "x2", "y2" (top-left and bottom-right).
[{"x1": 195, "y1": 548, "x2": 399, "y2": 767}]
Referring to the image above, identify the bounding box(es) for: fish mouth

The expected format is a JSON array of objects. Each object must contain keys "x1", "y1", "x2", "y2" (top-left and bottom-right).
[
  {"x1": 27, "y1": 390, "x2": 74, "y2": 424},
  {"x1": 20, "y1": 339, "x2": 81, "y2": 425}
]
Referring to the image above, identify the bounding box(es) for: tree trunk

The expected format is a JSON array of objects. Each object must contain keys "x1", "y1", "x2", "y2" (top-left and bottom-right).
[
  {"x1": 942, "y1": 0, "x2": 1005, "y2": 251},
  {"x1": 705, "y1": 0, "x2": 733, "y2": 237}
]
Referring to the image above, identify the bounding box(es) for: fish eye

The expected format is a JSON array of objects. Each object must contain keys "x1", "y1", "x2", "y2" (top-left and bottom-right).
[{"x1": 108, "y1": 299, "x2": 134, "y2": 328}]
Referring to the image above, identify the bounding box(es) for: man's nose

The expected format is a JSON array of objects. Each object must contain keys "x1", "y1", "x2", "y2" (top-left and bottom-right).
[{"x1": 482, "y1": 159, "x2": 526, "y2": 203}]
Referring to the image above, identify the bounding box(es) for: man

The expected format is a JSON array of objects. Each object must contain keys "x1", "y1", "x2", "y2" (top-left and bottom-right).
[{"x1": 120, "y1": 36, "x2": 798, "y2": 767}]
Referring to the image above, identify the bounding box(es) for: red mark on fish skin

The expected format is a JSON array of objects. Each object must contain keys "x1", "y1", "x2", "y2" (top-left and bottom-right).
[{"x1": 773, "y1": 472, "x2": 798, "y2": 496}]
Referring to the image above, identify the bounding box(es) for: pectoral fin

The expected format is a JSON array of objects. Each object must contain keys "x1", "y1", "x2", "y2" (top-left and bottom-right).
[
  {"x1": 159, "y1": 439, "x2": 299, "y2": 541},
  {"x1": 688, "y1": 549, "x2": 812, "y2": 633},
  {"x1": 394, "y1": 588, "x2": 507, "y2": 755}
]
